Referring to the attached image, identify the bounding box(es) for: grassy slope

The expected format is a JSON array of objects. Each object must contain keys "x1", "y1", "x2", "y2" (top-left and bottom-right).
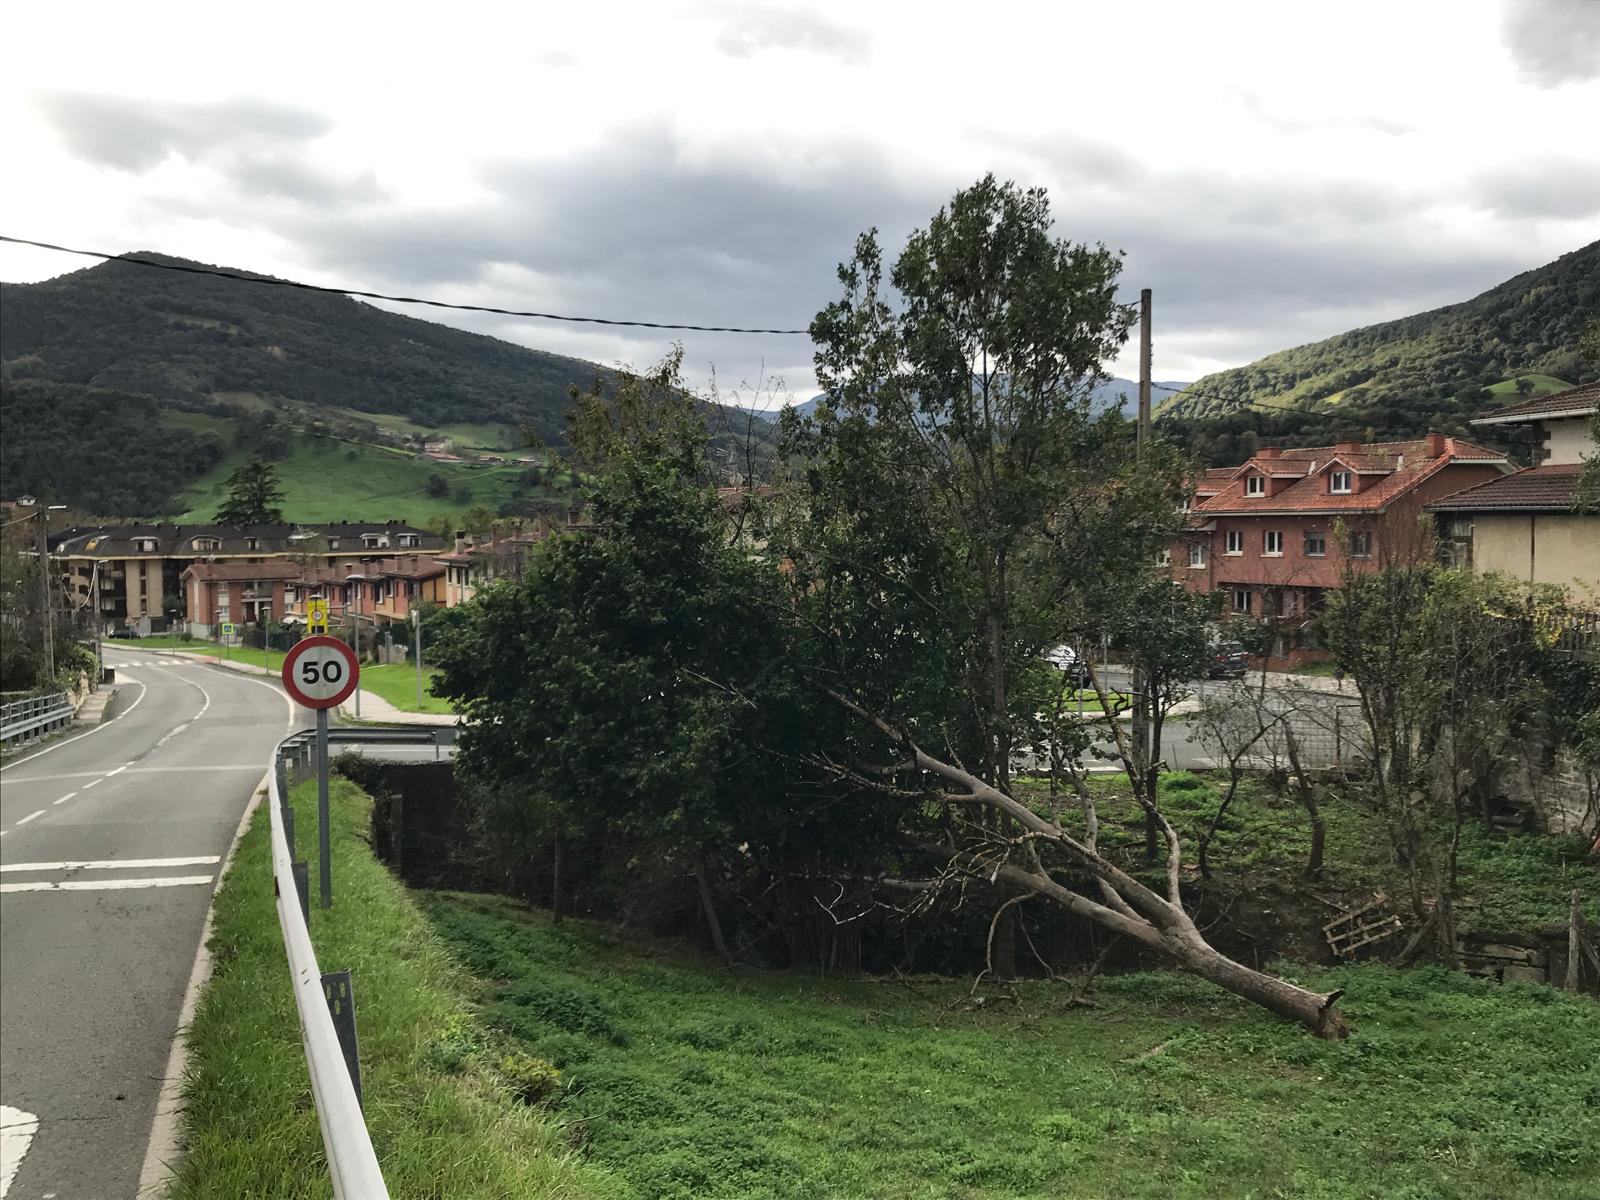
[
  {"x1": 1013, "y1": 774, "x2": 1599, "y2": 935},
  {"x1": 172, "y1": 778, "x2": 614, "y2": 1198},
  {"x1": 1484, "y1": 374, "x2": 1572, "y2": 397},
  {"x1": 164, "y1": 432, "x2": 568, "y2": 524},
  {"x1": 423, "y1": 892, "x2": 1600, "y2": 1200},
  {"x1": 360, "y1": 662, "x2": 453, "y2": 714}
]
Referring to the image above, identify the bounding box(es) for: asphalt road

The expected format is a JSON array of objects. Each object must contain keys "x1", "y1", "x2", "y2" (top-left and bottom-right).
[{"x1": 0, "y1": 649, "x2": 301, "y2": 1199}]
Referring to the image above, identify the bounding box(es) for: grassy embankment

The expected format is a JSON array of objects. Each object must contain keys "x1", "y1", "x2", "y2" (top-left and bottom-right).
[
  {"x1": 424, "y1": 889, "x2": 1600, "y2": 1200},
  {"x1": 1013, "y1": 772, "x2": 1599, "y2": 935},
  {"x1": 170, "y1": 777, "x2": 614, "y2": 1198}
]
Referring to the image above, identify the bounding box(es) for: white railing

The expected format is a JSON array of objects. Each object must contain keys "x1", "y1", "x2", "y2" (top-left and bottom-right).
[{"x1": 267, "y1": 732, "x2": 389, "y2": 1198}]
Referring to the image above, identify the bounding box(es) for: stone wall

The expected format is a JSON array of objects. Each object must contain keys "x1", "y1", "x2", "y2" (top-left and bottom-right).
[{"x1": 1504, "y1": 742, "x2": 1599, "y2": 838}]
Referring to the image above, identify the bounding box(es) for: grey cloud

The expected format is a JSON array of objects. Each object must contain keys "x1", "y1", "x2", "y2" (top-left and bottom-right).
[
  {"x1": 181, "y1": 119, "x2": 1579, "y2": 397},
  {"x1": 1501, "y1": 0, "x2": 1600, "y2": 85},
  {"x1": 35, "y1": 93, "x2": 331, "y2": 172},
  {"x1": 714, "y1": 7, "x2": 870, "y2": 63},
  {"x1": 225, "y1": 153, "x2": 383, "y2": 206},
  {"x1": 1470, "y1": 158, "x2": 1600, "y2": 219}
]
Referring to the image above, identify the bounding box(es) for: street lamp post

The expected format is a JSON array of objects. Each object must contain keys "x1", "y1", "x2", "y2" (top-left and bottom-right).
[{"x1": 32, "y1": 503, "x2": 68, "y2": 683}]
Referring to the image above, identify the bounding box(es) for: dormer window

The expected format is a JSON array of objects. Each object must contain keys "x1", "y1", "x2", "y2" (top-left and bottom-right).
[
  {"x1": 328, "y1": 538, "x2": 340, "y2": 550},
  {"x1": 1246, "y1": 475, "x2": 1266, "y2": 497},
  {"x1": 397, "y1": 533, "x2": 419, "y2": 548},
  {"x1": 192, "y1": 537, "x2": 221, "y2": 552},
  {"x1": 244, "y1": 537, "x2": 259, "y2": 551},
  {"x1": 1329, "y1": 471, "x2": 1352, "y2": 495},
  {"x1": 136, "y1": 538, "x2": 157, "y2": 553}
]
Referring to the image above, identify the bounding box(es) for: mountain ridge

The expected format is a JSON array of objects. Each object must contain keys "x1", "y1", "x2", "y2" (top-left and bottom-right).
[{"x1": 1158, "y1": 241, "x2": 1599, "y2": 423}]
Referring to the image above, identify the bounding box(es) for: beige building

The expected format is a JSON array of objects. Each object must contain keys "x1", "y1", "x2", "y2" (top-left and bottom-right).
[{"x1": 1429, "y1": 381, "x2": 1599, "y2": 593}]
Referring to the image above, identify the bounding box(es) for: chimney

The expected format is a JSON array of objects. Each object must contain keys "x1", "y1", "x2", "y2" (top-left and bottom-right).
[
  {"x1": 453, "y1": 529, "x2": 466, "y2": 554},
  {"x1": 1426, "y1": 433, "x2": 1447, "y2": 457},
  {"x1": 567, "y1": 505, "x2": 580, "y2": 527},
  {"x1": 1335, "y1": 441, "x2": 1361, "y2": 454},
  {"x1": 1256, "y1": 447, "x2": 1281, "y2": 460}
]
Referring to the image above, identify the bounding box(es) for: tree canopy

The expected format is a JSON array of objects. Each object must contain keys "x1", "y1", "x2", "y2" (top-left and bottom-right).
[{"x1": 214, "y1": 458, "x2": 286, "y2": 524}]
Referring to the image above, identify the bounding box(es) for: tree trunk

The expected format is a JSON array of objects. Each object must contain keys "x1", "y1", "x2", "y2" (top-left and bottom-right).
[
  {"x1": 1169, "y1": 939, "x2": 1348, "y2": 1039},
  {"x1": 695, "y1": 862, "x2": 733, "y2": 964},
  {"x1": 1281, "y1": 724, "x2": 1325, "y2": 879},
  {"x1": 551, "y1": 824, "x2": 566, "y2": 924}
]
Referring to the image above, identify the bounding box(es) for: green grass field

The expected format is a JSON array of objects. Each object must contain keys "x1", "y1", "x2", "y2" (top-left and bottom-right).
[
  {"x1": 172, "y1": 779, "x2": 615, "y2": 1198},
  {"x1": 166, "y1": 434, "x2": 571, "y2": 524},
  {"x1": 1485, "y1": 374, "x2": 1571, "y2": 398},
  {"x1": 424, "y1": 891, "x2": 1600, "y2": 1200},
  {"x1": 360, "y1": 662, "x2": 453, "y2": 714}
]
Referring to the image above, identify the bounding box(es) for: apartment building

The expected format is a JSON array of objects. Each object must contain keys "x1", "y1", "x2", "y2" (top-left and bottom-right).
[
  {"x1": 52, "y1": 522, "x2": 445, "y2": 630},
  {"x1": 1174, "y1": 434, "x2": 1511, "y2": 658}
]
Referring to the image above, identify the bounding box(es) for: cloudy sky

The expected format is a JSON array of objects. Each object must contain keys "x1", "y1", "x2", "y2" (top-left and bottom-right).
[{"x1": 3, "y1": 0, "x2": 1598, "y2": 404}]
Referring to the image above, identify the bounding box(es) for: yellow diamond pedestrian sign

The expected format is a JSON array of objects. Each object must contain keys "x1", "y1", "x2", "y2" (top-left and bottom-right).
[{"x1": 307, "y1": 599, "x2": 329, "y2": 635}]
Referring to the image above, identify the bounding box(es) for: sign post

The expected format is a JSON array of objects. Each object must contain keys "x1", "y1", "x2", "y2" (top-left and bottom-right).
[{"x1": 282, "y1": 636, "x2": 360, "y2": 908}]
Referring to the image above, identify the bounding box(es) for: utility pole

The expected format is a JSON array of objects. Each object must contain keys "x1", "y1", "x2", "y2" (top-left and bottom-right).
[
  {"x1": 1137, "y1": 288, "x2": 1153, "y2": 450},
  {"x1": 35, "y1": 506, "x2": 66, "y2": 681},
  {"x1": 1133, "y1": 288, "x2": 1156, "y2": 857},
  {"x1": 412, "y1": 607, "x2": 423, "y2": 711}
]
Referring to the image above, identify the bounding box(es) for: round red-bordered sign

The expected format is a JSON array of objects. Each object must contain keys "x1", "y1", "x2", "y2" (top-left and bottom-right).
[{"x1": 281, "y1": 635, "x2": 360, "y2": 709}]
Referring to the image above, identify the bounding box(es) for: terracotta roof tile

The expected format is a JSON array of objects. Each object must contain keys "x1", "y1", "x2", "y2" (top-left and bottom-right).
[
  {"x1": 1195, "y1": 435, "x2": 1508, "y2": 516},
  {"x1": 1427, "y1": 464, "x2": 1587, "y2": 512},
  {"x1": 1473, "y1": 380, "x2": 1600, "y2": 425}
]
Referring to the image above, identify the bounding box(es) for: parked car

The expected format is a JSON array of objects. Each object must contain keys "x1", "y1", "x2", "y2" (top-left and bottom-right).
[
  {"x1": 108, "y1": 627, "x2": 140, "y2": 640},
  {"x1": 1045, "y1": 644, "x2": 1089, "y2": 686},
  {"x1": 1206, "y1": 640, "x2": 1248, "y2": 678}
]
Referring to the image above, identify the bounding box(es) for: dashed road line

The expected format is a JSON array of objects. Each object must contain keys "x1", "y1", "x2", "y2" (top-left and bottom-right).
[
  {"x1": 51, "y1": 792, "x2": 78, "y2": 806},
  {"x1": 13, "y1": 811, "x2": 44, "y2": 827},
  {"x1": 0, "y1": 1104, "x2": 39, "y2": 1199}
]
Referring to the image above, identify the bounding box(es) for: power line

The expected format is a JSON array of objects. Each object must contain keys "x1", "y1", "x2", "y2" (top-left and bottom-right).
[{"x1": 0, "y1": 235, "x2": 812, "y2": 336}]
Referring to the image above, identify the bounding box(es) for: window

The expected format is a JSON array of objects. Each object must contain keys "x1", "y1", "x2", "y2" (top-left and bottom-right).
[
  {"x1": 1263, "y1": 530, "x2": 1284, "y2": 556},
  {"x1": 398, "y1": 533, "x2": 419, "y2": 548},
  {"x1": 1188, "y1": 542, "x2": 1207, "y2": 569},
  {"x1": 1225, "y1": 530, "x2": 1244, "y2": 555},
  {"x1": 1304, "y1": 531, "x2": 1326, "y2": 557},
  {"x1": 328, "y1": 539, "x2": 341, "y2": 550},
  {"x1": 1232, "y1": 588, "x2": 1253, "y2": 614},
  {"x1": 192, "y1": 537, "x2": 220, "y2": 552},
  {"x1": 1348, "y1": 531, "x2": 1373, "y2": 558},
  {"x1": 1155, "y1": 548, "x2": 1172, "y2": 567},
  {"x1": 1246, "y1": 475, "x2": 1266, "y2": 497},
  {"x1": 137, "y1": 538, "x2": 157, "y2": 553},
  {"x1": 1329, "y1": 470, "x2": 1352, "y2": 494}
]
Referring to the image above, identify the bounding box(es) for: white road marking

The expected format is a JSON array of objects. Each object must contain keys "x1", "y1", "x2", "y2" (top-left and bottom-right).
[
  {"x1": 13, "y1": 811, "x2": 44, "y2": 827},
  {"x1": 1, "y1": 856, "x2": 222, "y2": 873},
  {"x1": 81, "y1": 778, "x2": 102, "y2": 790},
  {"x1": 0, "y1": 875, "x2": 215, "y2": 894},
  {"x1": 51, "y1": 792, "x2": 77, "y2": 806},
  {"x1": 0, "y1": 678, "x2": 147, "y2": 774},
  {"x1": 0, "y1": 1104, "x2": 39, "y2": 1199},
  {"x1": 106, "y1": 765, "x2": 129, "y2": 777},
  {"x1": 125, "y1": 764, "x2": 262, "y2": 773}
]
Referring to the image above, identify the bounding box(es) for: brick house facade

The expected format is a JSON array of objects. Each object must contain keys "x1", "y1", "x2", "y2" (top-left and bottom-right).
[{"x1": 1173, "y1": 434, "x2": 1511, "y2": 662}]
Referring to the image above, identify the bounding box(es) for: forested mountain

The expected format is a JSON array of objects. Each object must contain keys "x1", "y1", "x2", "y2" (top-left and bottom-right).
[
  {"x1": 0, "y1": 254, "x2": 610, "y2": 431},
  {"x1": 1159, "y1": 240, "x2": 1599, "y2": 427}
]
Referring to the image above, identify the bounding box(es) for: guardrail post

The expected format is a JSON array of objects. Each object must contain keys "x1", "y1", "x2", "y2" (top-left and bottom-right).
[
  {"x1": 321, "y1": 969, "x2": 364, "y2": 1108},
  {"x1": 293, "y1": 861, "x2": 310, "y2": 921}
]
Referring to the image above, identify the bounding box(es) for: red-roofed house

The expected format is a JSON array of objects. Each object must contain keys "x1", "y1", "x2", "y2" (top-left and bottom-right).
[
  {"x1": 1173, "y1": 434, "x2": 1511, "y2": 658},
  {"x1": 1427, "y1": 381, "x2": 1599, "y2": 590}
]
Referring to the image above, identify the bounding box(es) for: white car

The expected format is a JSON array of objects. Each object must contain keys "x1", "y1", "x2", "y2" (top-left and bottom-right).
[{"x1": 1045, "y1": 644, "x2": 1089, "y2": 684}]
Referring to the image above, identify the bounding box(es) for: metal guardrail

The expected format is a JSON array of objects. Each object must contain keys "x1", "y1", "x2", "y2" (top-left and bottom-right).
[
  {"x1": 1, "y1": 691, "x2": 75, "y2": 744},
  {"x1": 268, "y1": 728, "x2": 394, "y2": 1199}
]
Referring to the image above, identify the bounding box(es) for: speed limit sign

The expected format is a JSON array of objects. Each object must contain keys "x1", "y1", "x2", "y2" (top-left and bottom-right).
[{"x1": 281, "y1": 635, "x2": 360, "y2": 709}]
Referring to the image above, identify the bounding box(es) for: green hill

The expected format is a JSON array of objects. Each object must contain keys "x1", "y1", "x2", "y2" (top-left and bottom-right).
[
  {"x1": 0, "y1": 253, "x2": 608, "y2": 432},
  {"x1": 1159, "y1": 240, "x2": 1599, "y2": 425},
  {"x1": 0, "y1": 253, "x2": 759, "y2": 516}
]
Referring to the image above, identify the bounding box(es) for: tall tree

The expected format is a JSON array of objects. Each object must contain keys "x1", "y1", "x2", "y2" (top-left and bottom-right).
[{"x1": 214, "y1": 458, "x2": 285, "y2": 525}]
